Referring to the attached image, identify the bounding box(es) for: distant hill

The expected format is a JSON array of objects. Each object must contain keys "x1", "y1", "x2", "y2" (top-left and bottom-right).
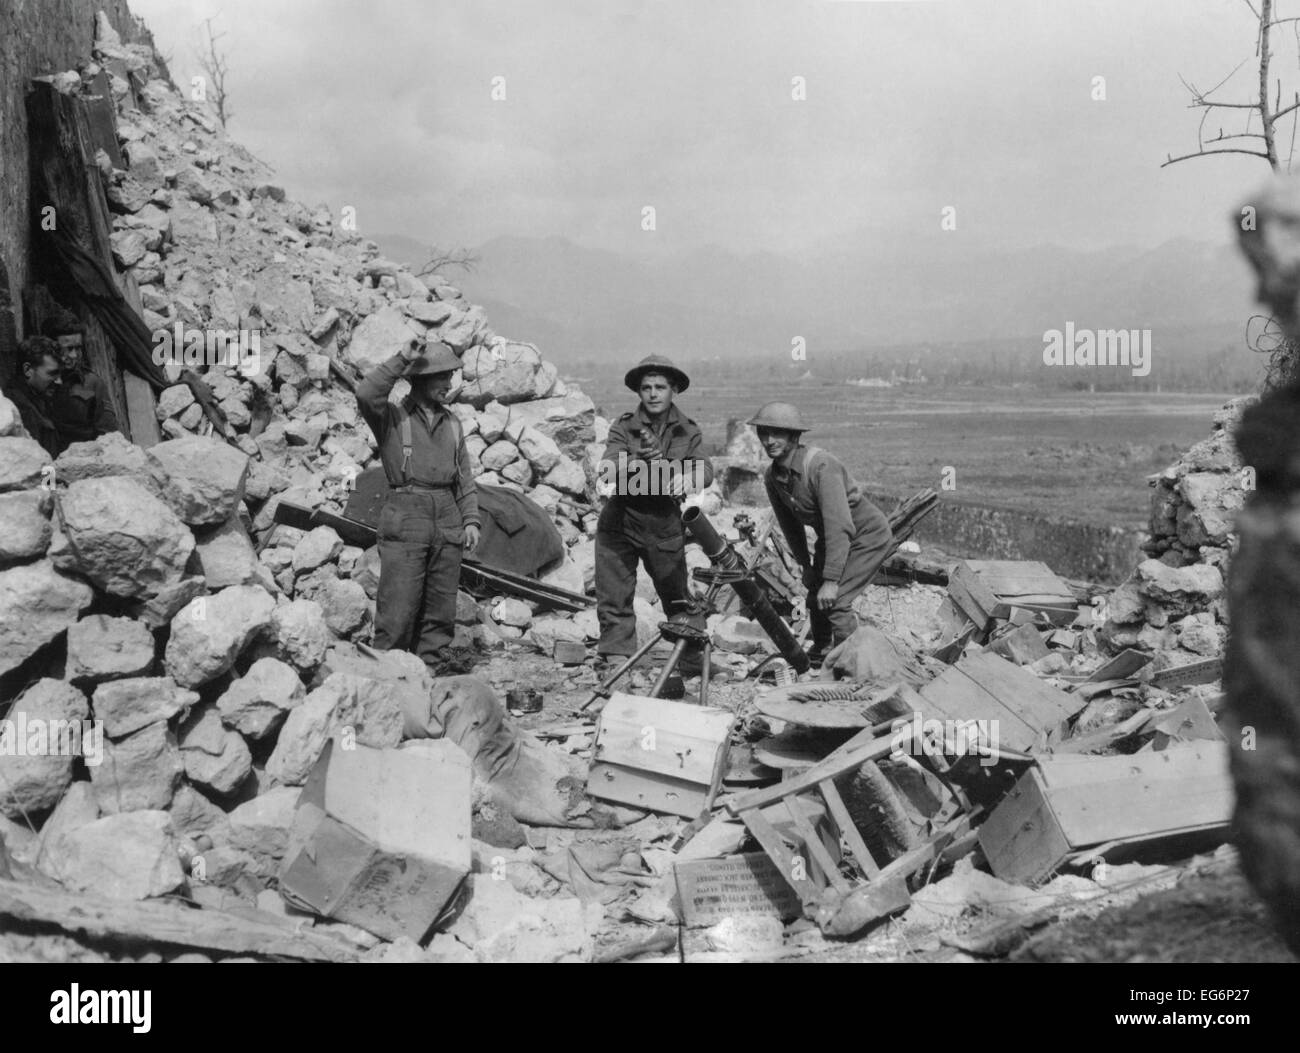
[{"x1": 373, "y1": 230, "x2": 1258, "y2": 369}]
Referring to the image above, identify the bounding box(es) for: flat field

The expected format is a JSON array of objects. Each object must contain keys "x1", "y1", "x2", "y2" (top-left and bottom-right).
[{"x1": 574, "y1": 377, "x2": 1236, "y2": 531}]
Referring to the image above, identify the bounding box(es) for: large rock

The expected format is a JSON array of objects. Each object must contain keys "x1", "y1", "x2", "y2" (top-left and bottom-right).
[
  {"x1": 1135, "y1": 559, "x2": 1225, "y2": 615},
  {"x1": 217, "y1": 657, "x2": 304, "y2": 739},
  {"x1": 178, "y1": 705, "x2": 252, "y2": 795},
  {"x1": 195, "y1": 516, "x2": 271, "y2": 589},
  {"x1": 344, "y1": 306, "x2": 423, "y2": 375},
  {"x1": 480, "y1": 440, "x2": 520, "y2": 471},
  {"x1": 501, "y1": 391, "x2": 597, "y2": 456},
  {"x1": 459, "y1": 362, "x2": 538, "y2": 409},
  {"x1": 543, "y1": 454, "x2": 588, "y2": 497},
  {"x1": 164, "y1": 585, "x2": 277, "y2": 688},
  {"x1": 1177, "y1": 472, "x2": 1246, "y2": 548},
  {"x1": 91, "y1": 677, "x2": 197, "y2": 740},
  {"x1": 508, "y1": 424, "x2": 562, "y2": 474},
  {"x1": 46, "y1": 810, "x2": 184, "y2": 900},
  {"x1": 126, "y1": 577, "x2": 206, "y2": 631},
  {"x1": 224, "y1": 786, "x2": 300, "y2": 876},
  {"x1": 34, "y1": 782, "x2": 99, "y2": 878},
  {"x1": 292, "y1": 525, "x2": 343, "y2": 573},
  {"x1": 0, "y1": 680, "x2": 90, "y2": 820},
  {"x1": 265, "y1": 599, "x2": 330, "y2": 672},
  {"x1": 435, "y1": 304, "x2": 487, "y2": 353},
  {"x1": 317, "y1": 578, "x2": 370, "y2": 637},
  {"x1": 0, "y1": 560, "x2": 94, "y2": 676},
  {"x1": 266, "y1": 672, "x2": 407, "y2": 786},
  {"x1": 446, "y1": 874, "x2": 596, "y2": 962},
  {"x1": 66, "y1": 615, "x2": 155, "y2": 684},
  {"x1": 88, "y1": 721, "x2": 182, "y2": 815},
  {"x1": 0, "y1": 490, "x2": 52, "y2": 565},
  {"x1": 0, "y1": 436, "x2": 51, "y2": 491},
  {"x1": 53, "y1": 431, "x2": 156, "y2": 489},
  {"x1": 147, "y1": 436, "x2": 249, "y2": 526},
  {"x1": 52, "y1": 477, "x2": 194, "y2": 599},
  {"x1": 0, "y1": 394, "x2": 24, "y2": 437},
  {"x1": 254, "y1": 263, "x2": 315, "y2": 329}
]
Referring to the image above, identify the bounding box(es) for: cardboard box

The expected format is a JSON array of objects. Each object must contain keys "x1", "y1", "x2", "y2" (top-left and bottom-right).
[{"x1": 279, "y1": 739, "x2": 472, "y2": 941}]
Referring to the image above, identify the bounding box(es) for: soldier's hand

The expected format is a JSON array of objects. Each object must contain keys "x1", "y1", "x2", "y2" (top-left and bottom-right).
[
  {"x1": 463, "y1": 524, "x2": 481, "y2": 554},
  {"x1": 639, "y1": 437, "x2": 664, "y2": 461},
  {"x1": 400, "y1": 341, "x2": 423, "y2": 362},
  {"x1": 816, "y1": 581, "x2": 839, "y2": 611}
]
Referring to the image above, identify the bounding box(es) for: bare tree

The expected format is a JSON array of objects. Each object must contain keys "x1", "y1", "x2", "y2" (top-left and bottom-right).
[
  {"x1": 416, "y1": 247, "x2": 480, "y2": 278},
  {"x1": 195, "y1": 15, "x2": 233, "y2": 128},
  {"x1": 1165, "y1": 0, "x2": 1300, "y2": 388}
]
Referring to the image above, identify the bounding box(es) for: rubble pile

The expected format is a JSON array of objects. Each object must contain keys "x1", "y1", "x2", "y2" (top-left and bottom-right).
[
  {"x1": 1098, "y1": 399, "x2": 1251, "y2": 660},
  {"x1": 0, "y1": 21, "x2": 1250, "y2": 965}
]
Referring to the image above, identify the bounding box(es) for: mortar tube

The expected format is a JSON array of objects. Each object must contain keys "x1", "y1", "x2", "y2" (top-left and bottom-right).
[{"x1": 681, "y1": 506, "x2": 810, "y2": 674}]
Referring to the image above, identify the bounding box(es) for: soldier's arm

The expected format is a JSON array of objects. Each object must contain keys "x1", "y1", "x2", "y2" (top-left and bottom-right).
[
  {"x1": 354, "y1": 354, "x2": 406, "y2": 439},
  {"x1": 679, "y1": 425, "x2": 715, "y2": 491},
  {"x1": 454, "y1": 429, "x2": 481, "y2": 529},
  {"x1": 92, "y1": 378, "x2": 120, "y2": 436},
  {"x1": 812, "y1": 455, "x2": 855, "y2": 582},
  {"x1": 766, "y1": 474, "x2": 811, "y2": 568}
]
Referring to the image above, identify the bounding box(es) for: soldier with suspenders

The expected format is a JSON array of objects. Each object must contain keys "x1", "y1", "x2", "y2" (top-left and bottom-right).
[
  {"x1": 356, "y1": 341, "x2": 481, "y2": 669},
  {"x1": 749, "y1": 401, "x2": 893, "y2": 665}
]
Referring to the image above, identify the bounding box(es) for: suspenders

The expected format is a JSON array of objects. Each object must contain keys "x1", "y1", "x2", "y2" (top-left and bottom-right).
[{"x1": 393, "y1": 401, "x2": 461, "y2": 489}]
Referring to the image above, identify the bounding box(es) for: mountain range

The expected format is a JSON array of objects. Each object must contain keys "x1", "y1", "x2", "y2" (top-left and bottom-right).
[{"x1": 373, "y1": 230, "x2": 1259, "y2": 367}]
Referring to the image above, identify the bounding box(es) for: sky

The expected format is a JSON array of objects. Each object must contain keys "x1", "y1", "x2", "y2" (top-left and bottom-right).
[{"x1": 130, "y1": 0, "x2": 1300, "y2": 261}]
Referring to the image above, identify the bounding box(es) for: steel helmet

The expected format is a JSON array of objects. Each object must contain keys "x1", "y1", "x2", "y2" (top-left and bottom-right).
[
  {"x1": 405, "y1": 341, "x2": 462, "y2": 376},
  {"x1": 624, "y1": 354, "x2": 690, "y2": 393},
  {"x1": 746, "y1": 401, "x2": 809, "y2": 432}
]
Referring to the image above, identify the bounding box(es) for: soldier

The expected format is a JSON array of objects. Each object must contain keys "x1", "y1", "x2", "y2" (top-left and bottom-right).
[
  {"x1": 44, "y1": 314, "x2": 120, "y2": 452},
  {"x1": 6, "y1": 336, "x2": 64, "y2": 458},
  {"x1": 356, "y1": 341, "x2": 481, "y2": 669},
  {"x1": 595, "y1": 354, "x2": 714, "y2": 674},
  {"x1": 749, "y1": 401, "x2": 893, "y2": 664}
]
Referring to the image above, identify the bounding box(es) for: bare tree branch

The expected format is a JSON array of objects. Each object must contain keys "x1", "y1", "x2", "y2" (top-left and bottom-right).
[
  {"x1": 1161, "y1": 147, "x2": 1272, "y2": 167},
  {"x1": 416, "y1": 247, "x2": 481, "y2": 278},
  {"x1": 194, "y1": 15, "x2": 233, "y2": 128}
]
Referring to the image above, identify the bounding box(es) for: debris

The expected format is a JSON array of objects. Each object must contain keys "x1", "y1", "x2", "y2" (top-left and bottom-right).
[
  {"x1": 674, "y1": 853, "x2": 802, "y2": 926},
  {"x1": 978, "y1": 743, "x2": 1232, "y2": 884},
  {"x1": 280, "y1": 740, "x2": 471, "y2": 941},
  {"x1": 589, "y1": 694, "x2": 736, "y2": 818}
]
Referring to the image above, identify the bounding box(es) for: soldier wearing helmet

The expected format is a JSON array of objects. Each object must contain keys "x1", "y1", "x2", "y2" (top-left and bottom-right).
[
  {"x1": 356, "y1": 340, "x2": 480, "y2": 669},
  {"x1": 748, "y1": 401, "x2": 893, "y2": 664},
  {"x1": 594, "y1": 355, "x2": 714, "y2": 673}
]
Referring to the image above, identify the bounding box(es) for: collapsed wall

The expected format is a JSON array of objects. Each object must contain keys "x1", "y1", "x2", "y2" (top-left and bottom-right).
[{"x1": 1099, "y1": 398, "x2": 1252, "y2": 660}]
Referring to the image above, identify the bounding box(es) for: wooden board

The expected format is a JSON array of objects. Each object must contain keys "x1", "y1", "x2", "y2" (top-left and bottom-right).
[
  {"x1": 947, "y1": 562, "x2": 1000, "y2": 634},
  {"x1": 965, "y1": 560, "x2": 1077, "y2": 609},
  {"x1": 0, "y1": 878, "x2": 356, "y2": 961},
  {"x1": 979, "y1": 744, "x2": 1232, "y2": 883},
  {"x1": 918, "y1": 651, "x2": 1082, "y2": 753},
  {"x1": 989, "y1": 624, "x2": 1050, "y2": 666}
]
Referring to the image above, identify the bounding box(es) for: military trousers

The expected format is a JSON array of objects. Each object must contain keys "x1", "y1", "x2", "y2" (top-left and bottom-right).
[
  {"x1": 594, "y1": 498, "x2": 692, "y2": 658},
  {"x1": 809, "y1": 517, "x2": 894, "y2": 650},
  {"x1": 373, "y1": 489, "x2": 464, "y2": 668}
]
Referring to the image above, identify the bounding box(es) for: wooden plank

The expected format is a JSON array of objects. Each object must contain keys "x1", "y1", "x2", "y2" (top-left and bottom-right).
[
  {"x1": 1148, "y1": 657, "x2": 1223, "y2": 689},
  {"x1": 818, "y1": 778, "x2": 879, "y2": 878},
  {"x1": 82, "y1": 71, "x2": 125, "y2": 169},
  {"x1": 947, "y1": 562, "x2": 999, "y2": 635},
  {"x1": 727, "y1": 734, "x2": 897, "y2": 815},
  {"x1": 1082, "y1": 648, "x2": 1152, "y2": 685},
  {"x1": 783, "y1": 798, "x2": 848, "y2": 894},
  {"x1": 587, "y1": 763, "x2": 710, "y2": 819},
  {"x1": 989, "y1": 624, "x2": 1050, "y2": 666},
  {"x1": 123, "y1": 371, "x2": 160, "y2": 446},
  {"x1": 0, "y1": 878, "x2": 357, "y2": 961},
  {"x1": 966, "y1": 560, "x2": 1076, "y2": 606},
  {"x1": 1147, "y1": 696, "x2": 1224, "y2": 747},
  {"x1": 1037, "y1": 745, "x2": 1232, "y2": 845},
  {"x1": 738, "y1": 808, "x2": 821, "y2": 909},
  {"x1": 917, "y1": 658, "x2": 1041, "y2": 752},
  {"x1": 960, "y1": 650, "x2": 1082, "y2": 728},
  {"x1": 977, "y1": 768, "x2": 1073, "y2": 884}
]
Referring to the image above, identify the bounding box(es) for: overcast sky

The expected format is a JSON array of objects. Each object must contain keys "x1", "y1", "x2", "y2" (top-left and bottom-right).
[{"x1": 130, "y1": 0, "x2": 1298, "y2": 260}]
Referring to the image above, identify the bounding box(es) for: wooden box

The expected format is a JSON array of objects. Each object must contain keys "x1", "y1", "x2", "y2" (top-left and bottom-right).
[
  {"x1": 978, "y1": 743, "x2": 1232, "y2": 884},
  {"x1": 589, "y1": 693, "x2": 736, "y2": 818}
]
